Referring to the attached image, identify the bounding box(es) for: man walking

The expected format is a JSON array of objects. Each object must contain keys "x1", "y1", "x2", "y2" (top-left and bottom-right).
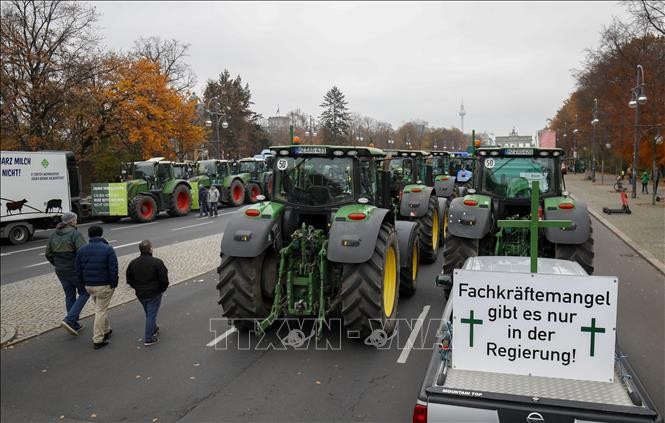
[
  {"x1": 75, "y1": 226, "x2": 118, "y2": 350},
  {"x1": 641, "y1": 171, "x2": 649, "y2": 194},
  {"x1": 45, "y1": 212, "x2": 88, "y2": 335},
  {"x1": 198, "y1": 184, "x2": 209, "y2": 217},
  {"x1": 208, "y1": 185, "x2": 220, "y2": 217},
  {"x1": 126, "y1": 240, "x2": 169, "y2": 346}
]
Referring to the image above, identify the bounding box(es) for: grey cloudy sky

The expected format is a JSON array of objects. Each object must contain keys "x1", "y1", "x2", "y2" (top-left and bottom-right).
[{"x1": 93, "y1": 1, "x2": 630, "y2": 139}]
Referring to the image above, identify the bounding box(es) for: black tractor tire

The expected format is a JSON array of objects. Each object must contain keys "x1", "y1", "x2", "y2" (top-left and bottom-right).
[
  {"x1": 167, "y1": 184, "x2": 192, "y2": 217},
  {"x1": 8, "y1": 225, "x2": 30, "y2": 245},
  {"x1": 245, "y1": 182, "x2": 262, "y2": 204},
  {"x1": 217, "y1": 250, "x2": 278, "y2": 331},
  {"x1": 442, "y1": 234, "x2": 479, "y2": 276},
  {"x1": 555, "y1": 222, "x2": 595, "y2": 275},
  {"x1": 229, "y1": 179, "x2": 245, "y2": 207},
  {"x1": 400, "y1": 232, "x2": 420, "y2": 297},
  {"x1": 341, "y1": 223, "x2": 400, "y2": 339},
  {"x1": 129, "y1": 195, "x2": 158, "y2": 223},
  {"x1": 100, "y1": 216, "x2": 122, "y2": 223},
  {"x1": 264, "y1": 174, "x2": 274, "y2": 200},
  {"x1": 417, "y1": 195, "x2": 439, "y2": 264}
]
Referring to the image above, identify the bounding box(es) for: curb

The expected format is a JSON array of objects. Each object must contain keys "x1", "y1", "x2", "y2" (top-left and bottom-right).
[
  {"x1": 1, "y1": 324, "x2": 17, "y2": 345},
  {"x1": 572, "y1": 194, "x2": 665, "y2": 276}
]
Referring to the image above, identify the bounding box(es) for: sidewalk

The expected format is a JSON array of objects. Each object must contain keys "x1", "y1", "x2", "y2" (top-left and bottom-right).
[
  {"x1": 1, "y1": 233, "x2": 223, "y2": 345},
  {"x1": 564, "y1": 172, "x2": 665, "y2": 266}
]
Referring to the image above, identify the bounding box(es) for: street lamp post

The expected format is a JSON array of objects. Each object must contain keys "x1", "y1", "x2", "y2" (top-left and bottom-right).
[
  {"x1": 629, "y1": 65, "x2": 647, "y2": 199},
  {"x1": 591, "y1": 98, "x2": 599, "y2": 183},
  {"x1": 387, "y1": 139, "x2": 394, "y2": 149},
  {"x1": 354, "y1": 135, "x2": 364, "y2": 147},
  {"x1": 205, "y1": 98, "x2": 229, "y2": 160},
  {"x1": 572, "y1": 114, "x2": 579, "y2": 172}
]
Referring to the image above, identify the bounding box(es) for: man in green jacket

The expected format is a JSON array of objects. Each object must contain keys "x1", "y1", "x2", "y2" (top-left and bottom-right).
[{"x1": 45, "y1": 212, "x2": 88, "y2": 335}]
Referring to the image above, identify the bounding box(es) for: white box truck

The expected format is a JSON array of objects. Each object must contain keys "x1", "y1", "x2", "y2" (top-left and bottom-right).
[{"x1": 0, "y1": 151, "x2": 86, "y2": 244}]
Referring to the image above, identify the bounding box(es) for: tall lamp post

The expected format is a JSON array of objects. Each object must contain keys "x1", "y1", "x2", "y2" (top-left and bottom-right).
[
  {"x1": 591, "y1": 98, "x2": 599, "y2": 183},
  {"x1": 628, "y1": 65, "x2": 647, "y2": 198},
  {"x1": 387, "y1": 139, "x2": 394, "y2": 149},
  {"x1": 572, "y1": 114, "x2": 579, "y2": 172},
  {"x1": 205, "y1": 99, "x2": 229, "y2": 159}
]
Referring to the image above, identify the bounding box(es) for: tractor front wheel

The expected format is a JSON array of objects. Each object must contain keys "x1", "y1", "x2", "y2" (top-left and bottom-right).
[
  {"x1": 341, "y1": 223, "x2": 399, "y2": 339},
  {"x1": 555, "y1": 221, "x2": 595, "y2": 274},
  {"x1": 129, "y1": 195, "x2": 158, "y2": 223},
  {"x1": 245, "y1": 183, "x2": 262, "y2": 204},
  {"x1": 442, "y1": 234, "x2": 479, "y2": 276},
  {"x1": 229, "y1": 179, "x2": 245, "y2": 207},
  {"x1": 417, "y1": 196, "x2": 439, "y2": 263},
  {"x1": 217, "y1": 250, "x2": 277, "y2": 331},
  {"x1": 167, "y1": 184, "x2": 192, "y2": 217}
]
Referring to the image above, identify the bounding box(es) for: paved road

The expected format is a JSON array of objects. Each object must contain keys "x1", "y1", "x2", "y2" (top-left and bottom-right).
[
  {"x1": 0, "y1": 207, "x2": 240, "y2": 285},
  {"x1": 1, "y1": 216, "x2": 663, "y2": 421}
]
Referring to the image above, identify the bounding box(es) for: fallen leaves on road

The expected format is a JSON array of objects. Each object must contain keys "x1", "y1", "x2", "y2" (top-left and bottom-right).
[
  {"x1": 315, "y1": 380, "x2": 321, "y2": 385},
  {"x1": 152, "y1": 418, "x2": 159, "y2": 422},
  {"x1": 90, "y1": 413, "x2": 97, "y2": 419}
]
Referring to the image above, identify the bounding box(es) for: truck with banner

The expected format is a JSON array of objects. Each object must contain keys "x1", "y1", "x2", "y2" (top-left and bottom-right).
[
  {"x1": 1, "y1": 150, "x2": 86, "y2": 244},
  {"x1": 412, "y1": 183, "x2": 660, "y2": 423}
]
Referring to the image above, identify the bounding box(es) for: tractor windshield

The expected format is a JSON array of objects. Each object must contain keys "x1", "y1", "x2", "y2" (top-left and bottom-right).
[
  {"x1": 239, "y1": 161, "x2": 258, "y2": 173},
  {"x1": 431, "y1": 157, "x2": 449, "y2": 176},
  {"x1": 481, "y1": 157, "x2": 556, "y2": 198},
  {"x1": 133, "y1": 162, "x2": 155, "y2": 180},
  {"x1": 274, "y1": 157, "x2": 354, "y2": 206},
  {"x1": 450, "y1": 157, "x2": 473, "y2": 176},
  {"x1": 389, "y1": 158, "x2": 414, "y2": 184}
]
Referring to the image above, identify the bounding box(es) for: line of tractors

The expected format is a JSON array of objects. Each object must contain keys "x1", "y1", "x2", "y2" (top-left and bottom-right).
[{"x1": 216, "y1": 144, "x2": 595, "y2": 341}]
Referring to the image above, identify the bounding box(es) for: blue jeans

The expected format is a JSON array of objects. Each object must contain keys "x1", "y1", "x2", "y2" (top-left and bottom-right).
[
  {"x1": 199, "y1": 201, "x2": 208, "y2": 216},
  {"x1": 57, "y1": 272, "x2": 89, "y2": 327},
  {"x1": 139, "y1": 294, "x2": 162, "y2": 341}
]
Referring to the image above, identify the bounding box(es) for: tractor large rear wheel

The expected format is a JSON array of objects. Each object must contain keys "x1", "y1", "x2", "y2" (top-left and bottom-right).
[
  {"x1": 442, "y1": 234, "x2": 479, "y2": 276},
  {"x1": 229, "y1": 179, "x2": 245, "y2": 207},
  {"x1": 417, "y1": 196, "x2": 439, "y2": 263},
  {"x1": 129, "y1": 195, "x2": 157, "y2": 223},
  {"x1": 341, "y1": 223, "x2": 399, "y2": 339},
  {"x1": 245, "y1": 182, "x2": 261, "y2": 204},
  {"x1": 555, "y1": 221, "x2": 595, "y2": 274},
  {"x1": 400, "y1": 231, "x2": 420, "y2": 297},
  {"x1": 217, "y1": 250, "x2": 278, "y2": 331},
  {"x1": 167, "y1": 184, "x2": 192, "y2": 217}
]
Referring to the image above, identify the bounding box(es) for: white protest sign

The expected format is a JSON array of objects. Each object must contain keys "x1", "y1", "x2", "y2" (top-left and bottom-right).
[{"x1": 452, "y1": 269, "x2": 617, "y2": 382}]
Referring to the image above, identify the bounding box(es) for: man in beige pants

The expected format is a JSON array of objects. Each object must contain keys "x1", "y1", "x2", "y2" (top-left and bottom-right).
[{"x1": 75, "y1": 226, "x2": 118, "y2": 349}]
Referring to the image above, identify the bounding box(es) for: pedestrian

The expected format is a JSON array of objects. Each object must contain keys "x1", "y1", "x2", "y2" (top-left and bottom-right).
[
  {"x1": 627, "y1": 166, "x2": 634, "y2": 185},
  {"x1": 45, "y1": 212, "x2": 89, "y2": 336},
  {"x1": 208, "y1": 185, "x2": 220, "y2": 217},
  {"x1": 198, "y1": 184, "x2": 209, "y2": 217},
  {"x1": 75, "y1": 225, "x2": 118, "y2": 350},
  {"x1": 126, "y1": 240, "x2": 169, "y2": 346},
  {"x1": 641, "y1": 171, "x2": 649, "y2": 194}
]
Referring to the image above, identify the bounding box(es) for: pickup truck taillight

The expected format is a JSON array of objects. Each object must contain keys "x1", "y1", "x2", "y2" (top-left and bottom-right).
[{"x1": 412, "y1": 404, "x2": 427, "y2": 423}]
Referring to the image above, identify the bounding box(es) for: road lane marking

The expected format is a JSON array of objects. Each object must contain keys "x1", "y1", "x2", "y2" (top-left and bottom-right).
[
  {"x1": 172, "y1": 221, "x2": 214, "y2": 231},
  {"x1": 114, "y1": 241, "x2": 142, "y2": 249},
  {"x1": 1, "y1": 245, "x2": 46, "y2": 256},
  {"x1": 397, "y1": 305, "x2": 431, "y2": 364},
  {"x1": 111, "y1": 221, "x2": 159, "y2": 231},
  {"x1": 207, "y1": 327, "x2": 238, "y2": 347},
  {"x1": 37, "y1": 240, "x2": 118, "y2": 256},
  {"x1": 24, "y1": 261, "x2": 50, "y2": 268}
]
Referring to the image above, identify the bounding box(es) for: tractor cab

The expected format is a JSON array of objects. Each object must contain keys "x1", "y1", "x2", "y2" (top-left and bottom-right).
[
  {"x1": 194, "y1": 159, "x2": 231, "y2": 183},
  {"x1": 383, "y1": 150, "x2": 433, "y2": 194},
  {"x1": 428, "y1": 151, "x2": 458, "y2": 198},
  {"x1": 131, "y1": 158, "x2": 175, "y2": 190},
  {"x1": 448, "y1": 151, "x2": 474, "y2": 185},
  {"x1": 269, "y1": 145, "x2": 387, "y2": 233}
]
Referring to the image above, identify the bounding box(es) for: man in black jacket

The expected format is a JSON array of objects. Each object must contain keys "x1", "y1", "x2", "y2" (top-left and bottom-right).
[{"x1": 126, "y1": 240, "x2": 169, "y2": 346}]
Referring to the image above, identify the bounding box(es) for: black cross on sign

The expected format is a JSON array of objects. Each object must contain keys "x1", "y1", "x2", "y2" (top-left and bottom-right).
[
  {"x1": 461, "y1": 310, "x2": 483, "y2": 347},
  {"x1": 581, "y1": 318, "x2": 606, "y2": 357}
]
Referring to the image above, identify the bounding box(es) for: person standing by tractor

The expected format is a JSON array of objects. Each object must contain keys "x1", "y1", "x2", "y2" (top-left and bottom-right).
[
  {"x1": 198, "y1": 184, "x2": 209, "y2": 217},
  {"x1": 126, "y1": 240, "x2": 169, "y2": 346},
  {"x1": 75, "y1": 225, "x2": 118, "y2": 350},
  {"x1": 208, "y1": 185, "x2": 220, "y2": 217},
  {"x1": 641, "y1": 170, "x2": 649, "y2": 194},
  {"x1": 45, "y1": 212, "x2": 89, "y2": 336}
]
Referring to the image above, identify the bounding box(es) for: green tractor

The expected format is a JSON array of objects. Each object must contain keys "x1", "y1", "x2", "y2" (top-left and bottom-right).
[
  {"x1": 95, "y1": 158, "x2": 193, "y2": 223},
  {"x1": 189, "y1": 159, "x2": 249, "y2": 207},
  {"x1": 237, "y1": 157, "x2": 274, "y2": 203},
  {"x1": 442, "y1": 147, "x2": 594, "y2": 278},
  {"x1": 217, "y1": 145, "x2": 421, "y2": 339},
  {"x1": 383, "y1": 149, "x2": 447, "y2": 265},
  {"x1": 429, "y1": 151, "x2": 457, "y2": 199}
]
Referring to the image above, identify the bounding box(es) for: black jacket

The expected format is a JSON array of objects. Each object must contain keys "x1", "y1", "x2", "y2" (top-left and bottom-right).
[{"x1": 126, "y1": 252, "x2": 169, "y2": 300}]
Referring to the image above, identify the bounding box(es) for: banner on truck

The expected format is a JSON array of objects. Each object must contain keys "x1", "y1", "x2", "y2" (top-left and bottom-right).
[
  {"x1": 91, "y1": 183, "x2": 128, "y2": 216},
  {"x1": 452, "y1": 270, "x2": 617, "y2": 382}
]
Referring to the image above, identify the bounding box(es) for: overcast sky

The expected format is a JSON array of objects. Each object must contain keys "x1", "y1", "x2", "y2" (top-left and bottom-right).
[{"x1": 93, "y1": 1, "x2": 630, "y2": 139}]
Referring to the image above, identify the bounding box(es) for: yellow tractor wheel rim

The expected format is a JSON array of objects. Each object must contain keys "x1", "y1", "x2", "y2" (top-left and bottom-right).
[
  {"x1": 432, "y1": 209, "x2": 439, "y2": 251},
  {"x1": 412, "y1": 245, "x2": 419, "y2": 282},
  {"x1": 383, "y1": 246, "x2": 397, "y2": 318}
]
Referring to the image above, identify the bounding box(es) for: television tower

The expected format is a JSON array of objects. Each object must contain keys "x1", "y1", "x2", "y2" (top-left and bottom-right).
[{"x1": 459, "y1": 99, "x2": 466, "y2": 134}]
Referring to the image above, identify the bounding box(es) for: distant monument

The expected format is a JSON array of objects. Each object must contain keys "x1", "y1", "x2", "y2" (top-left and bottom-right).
[{"x1": 495, "y1": 127, "x2": 533, "y2": 148}]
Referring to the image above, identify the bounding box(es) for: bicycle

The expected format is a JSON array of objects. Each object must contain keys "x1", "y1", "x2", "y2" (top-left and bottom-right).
[{"x1": 613, "y1": 177, "x2": 626, "y2": 192}]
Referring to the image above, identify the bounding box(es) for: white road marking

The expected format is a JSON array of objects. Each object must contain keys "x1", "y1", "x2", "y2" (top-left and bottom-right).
[
  {"x1": 24, "y1": 261, "x2": 50, "y2": 268},
  {"x1": 114, "y1": 241, "x2": 142, "y2": 249},
  {"x1": 37, "y1": 240, "x2": 117, "y2": 256},
  {"x1": 172, "y1": 221, "x2": 214, "y2": 231},
  {"x1": 206, "y1": 327, "x2": 238, "y2": 347},
  {"x1": 111, "y1": 221, "x2": 159, "y2": 231},
  {"x1": 397, "y1": 305, "x2": 431, "y2": 364},
  {"x1": 1, "y1": 245, "x2": 46, "y2": 256}
]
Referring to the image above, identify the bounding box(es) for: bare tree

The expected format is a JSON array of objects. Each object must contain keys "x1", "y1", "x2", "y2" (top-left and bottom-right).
[
  {"x1": 624, "y1": 0, "x2": 665, "y2": 36},
  {"x1": 132, "y1": 36, "x2": 196, "y2": 93}
]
